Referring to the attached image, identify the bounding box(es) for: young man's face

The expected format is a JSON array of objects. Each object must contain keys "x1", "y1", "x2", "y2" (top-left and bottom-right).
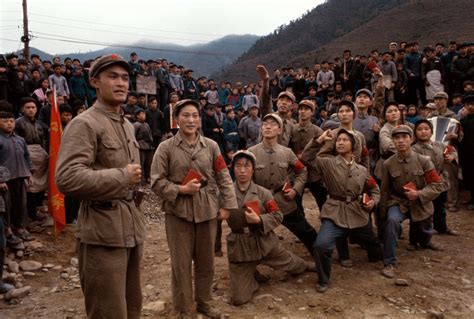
[
  {"x1": 227, "y1": 111, "x2": 235, "y2": 120},
  {"x1": 249, "y1": 107, "x2": 259, "y2": 117},
  {"x1": 434, "y1": 97, "x2": 447, "y2": 109},
  {"x1": 32, "y1": 56, "x2": 41, "y2": 65},
  {"x1": 393, "y1": 133, "x2": 412, "y2": 152},
  {"x1": 435, "y1": 45, "x2": 444, "y2": 55},
  {"x1": 8, "y1": 57, "x2": 18, "y2": 67},
  {"x1": 465, "y1": 102, "x2": 474, "y2": 114},
  {"x1": 90, "y1": 65, "x2": 130, "y2": 106},
  {"x1": 206, "y1": 108, "x2": 215, "y2": 116},
  {"x1": 53, "y1": 66, "x2": 61, "y2": 75},
  {"x1": 453, "y1": 97, "x2": 462, "y2": 105},
  {"x1": 60, "y1": 112, "x2": 73, "y2": 126},
  {"x1": 261, "y1": 118, "x2": 282, "y2": 139},
  {"x1": 138, "y1": 96, "x2": 146, "y2": 105},
  {"x1": 0, "y1": 117, "x2": 15, "y2": 134},
  {"x1": 337, "y1": 105, "x2": 354, "y2": 125},
  {"x1": 335, "y1": 133, "x2": 353, "y2": 155},
  {"x1": 22, "y1": 102, "x2": 37, "y2": 119},
  {"x1": 149, "y1": 99, "x2": 158, "y2": 110},
  {"x1": 425, "y1": 50, "x2": 435, "y2": 59},
  {"x1": 415, "y1": 123, "x2": 432, "y2": 142},
  {"x1": 130, "y1": 54, "x2": 137, "y2": 63},
  {"x1": 136, "y1": 112, "x2": 146, "y2": 122},
  {"x1": 298, "y1": 105, "x2": 313, "y2": 121},
  {"x1": 233, "y1": 157, "x2": 253, "y2": 184},
  {"x1": 32, "y1": 70, "x2": 41, "y2": 80},
  {"x1": 128, "y1": 96, "x2": 138, "y2": 106},
  {"x1": 176, "y1": 105, "x2": 200, "y2": 136},
  {"x1": 277, "y1": 96, "x2": 292, "y2": 114},
  {"x1": 355, "y1": 93, "x2": 372, "y2": 109}
]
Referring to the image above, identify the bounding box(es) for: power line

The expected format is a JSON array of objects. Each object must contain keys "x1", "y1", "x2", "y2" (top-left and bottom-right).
[
  {"x1": 29, "y1": 12, "x2": 225, "y2": 38},
  {"x1": 29, "y1": 19, "x2": 251, "y2": 45},
  {"x1": 30, "y1": 32, "x2": 226, "y2": 56}
]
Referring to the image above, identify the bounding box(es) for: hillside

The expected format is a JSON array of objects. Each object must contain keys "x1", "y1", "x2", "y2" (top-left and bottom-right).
[
  {"x1": 215, "y1": 0, "x2": 473, "y2": 82},
  {"x1": 215, "y1": 0, "x2": 408, "y2": 81},
  {"x1": 15, "y1": 34, "x2": 260, "y2": 77},
  {"x1": 291, "y1": 0, "x2": 474, "y2": 67}
]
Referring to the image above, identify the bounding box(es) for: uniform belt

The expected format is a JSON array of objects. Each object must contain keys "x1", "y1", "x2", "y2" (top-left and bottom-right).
[{"x1": 329, "y1": 194, "x2": 359, "y2": 203}]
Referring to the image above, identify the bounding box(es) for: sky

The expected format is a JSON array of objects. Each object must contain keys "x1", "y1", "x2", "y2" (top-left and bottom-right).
[{"x1": 0, "y1": 0, "x2": 323, "y2": 55}]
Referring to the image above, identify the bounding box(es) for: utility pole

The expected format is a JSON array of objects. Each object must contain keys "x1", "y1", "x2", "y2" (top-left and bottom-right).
[{"x1": 22, "y1": 0, "x2": 30, "y2": 60}]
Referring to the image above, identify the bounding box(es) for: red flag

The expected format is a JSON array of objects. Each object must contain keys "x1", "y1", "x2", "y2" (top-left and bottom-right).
[{"x1": 48, "y1": 89, "x2": 66, "y2": 235}]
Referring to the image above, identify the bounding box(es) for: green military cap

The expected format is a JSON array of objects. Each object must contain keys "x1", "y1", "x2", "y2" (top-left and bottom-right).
[{"x1": 89, "y1": 54, "x2": 130, "y2": 79}]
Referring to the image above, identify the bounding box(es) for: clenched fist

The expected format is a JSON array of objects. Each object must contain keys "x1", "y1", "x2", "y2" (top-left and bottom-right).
[{"x1": 127, "y1": 164, "x2": 142, "y2": 186}]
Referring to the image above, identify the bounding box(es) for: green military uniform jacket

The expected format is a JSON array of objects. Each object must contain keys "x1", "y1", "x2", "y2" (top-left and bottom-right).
[{"x1": 56, "y1": 102, "x2": 146, "y2": 248}]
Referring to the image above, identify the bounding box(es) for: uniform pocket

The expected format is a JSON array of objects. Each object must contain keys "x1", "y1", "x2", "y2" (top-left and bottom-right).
[
  {"x1": 277, "y1": 163, "x2": 289, "y2": 169},
  {"x1": 98, "y1": 140, "x2": 123, "y2": 167}
]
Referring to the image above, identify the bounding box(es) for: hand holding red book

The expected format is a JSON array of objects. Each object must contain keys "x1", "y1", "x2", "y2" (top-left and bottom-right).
[
  {"x1": 182, "y1": 169, "x2": 203, "y2": 185},
  {"x1": 403, "y1": 181, "x2": 417, "y2": 191},
  {"x1": 244, "y1": 200, "x2": 261, "y2": 216}
]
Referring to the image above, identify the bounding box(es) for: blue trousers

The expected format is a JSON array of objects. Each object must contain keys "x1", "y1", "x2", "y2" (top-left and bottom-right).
[
  {"x1": 383, "y1": 205, "x2": 433, "y2": 266},
  {"x1": 314, "y1": 218, "x2": 382, "y2": 285}
]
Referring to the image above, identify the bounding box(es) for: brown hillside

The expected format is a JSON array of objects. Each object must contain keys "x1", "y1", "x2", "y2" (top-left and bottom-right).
[
  {"x1": 216, "y1": 0, "x2": 474, "y2": 83},
  {"x1": 292, "y1": 0, "x2": 474, "y2": 66}
]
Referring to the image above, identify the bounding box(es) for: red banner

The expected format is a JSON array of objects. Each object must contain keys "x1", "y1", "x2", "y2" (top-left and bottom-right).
[{"x1": 48, "y1": 89, "x2": 66, "y2": 235}]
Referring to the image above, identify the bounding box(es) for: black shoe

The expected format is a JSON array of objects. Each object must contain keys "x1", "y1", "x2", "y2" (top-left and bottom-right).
[
  {"x1": 196, "y1": 304, "x2": 220, "y2": 319},
  {"x1": 6, "y1": 234, "x2": 23, "y2": 247},
  {"x1": 0, "y1": 281, "x2": 14, "y2": 294},
  {"x1": 316, "y1": 283, "x2": 329, "y2": 293}
]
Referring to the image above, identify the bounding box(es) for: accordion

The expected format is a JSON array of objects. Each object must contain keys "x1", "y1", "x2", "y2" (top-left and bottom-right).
[{"x1": 428, "y1": 117, "x2": 460, "y2": 145}]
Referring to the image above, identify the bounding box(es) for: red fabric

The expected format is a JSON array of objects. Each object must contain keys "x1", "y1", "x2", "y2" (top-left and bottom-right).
[
  {"x1": 265, "y1": 199, "x2": 280, "y2": 214},
  {"x1": 294, "y1": 159, "x2": 305, "y2": 172},
  {"x1": 366, "y1": 176, "x2": 378, "y2": 189},
  {"x1": 48, "y1": 89, "x2": 66, "y2": 236},
  {"x1": 213, "y1": 154, "x2": 227, "y2": 172},
  {"x1": 425, "y1": 169, "x2": 441, "y2": 184},
  {"x1": 362, "y1": 146, "x2": 369, "y2": 157}
]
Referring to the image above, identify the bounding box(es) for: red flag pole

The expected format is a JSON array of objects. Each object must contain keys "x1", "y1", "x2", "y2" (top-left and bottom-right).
[{"x1": 48, "y1": 87, "x2": 66, "y2": 236}]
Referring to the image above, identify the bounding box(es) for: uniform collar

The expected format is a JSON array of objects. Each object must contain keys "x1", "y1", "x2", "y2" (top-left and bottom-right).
[
  {"x1": 93, "y1": 101, "x2": 125, "y2": 122},
  {"x1": 234, "y1": 181, "x2": 258, "y2": 196},
  {"x1": 174, "y1": 131, "x2": 207, "y2": 148},
  {"x1": 336, "y1": 154, "x2": 354, "y2": 167},
  {"x1": 415, "y1": 141, "x2": 433, "y2": 150},
  {"x1": 396, "y1": 150, "x2": 413, "y2": 163},
  {"x1": 357, "y1": 110, "x2": 368, "y2": 119}
]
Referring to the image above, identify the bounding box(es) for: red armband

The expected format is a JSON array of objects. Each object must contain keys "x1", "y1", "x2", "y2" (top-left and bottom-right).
[
  {"x1": 366, "y1": 176, "x2": 378, "y2": 189},
  {"x1": 294, "y1": 159, "x2": 305, "y2": 172},
  {"x1": 213, "y1": 154, "x2": 227, "y2": 172},
  {"x1": 265, "y1": 199, "x2": 280, "y2": 214},
  {"x1": 424, "y1": 169, "x2": 441, "y2": 184}
]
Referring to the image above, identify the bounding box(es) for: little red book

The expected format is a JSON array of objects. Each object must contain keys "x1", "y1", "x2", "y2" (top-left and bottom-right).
[
  {"x1": 182, "y1": 169, "x2": 203, "y2": 185},
  {"x1": 362, "y1": 193, "x2": 370, "y2": 205},
  {"x1": 244, "y1": 200, "x2": 261, "y2": 216},
  {"x1": 282, "y1": 182, "x2": 292, "y2": 192},
  {"x1": 403, "y1": 181, "x2": 417, "y2": 191},
  {"x1": 443, "y1": 145, "x2": 455, "y2": 156}
]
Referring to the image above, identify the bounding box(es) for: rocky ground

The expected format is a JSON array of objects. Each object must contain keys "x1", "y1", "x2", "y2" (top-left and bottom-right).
[{"x1": 1, "y1": 190, "x2": 474, "y2": 318}]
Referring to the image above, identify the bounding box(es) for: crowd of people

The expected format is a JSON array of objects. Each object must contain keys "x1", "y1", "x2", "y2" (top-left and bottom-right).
[{"x1": 0, "y1": 39, "x2": 473, "y2": 318}]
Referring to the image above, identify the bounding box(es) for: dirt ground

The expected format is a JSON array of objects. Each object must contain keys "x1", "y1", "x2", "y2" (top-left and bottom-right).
[{"x1": 1, "y1": 190, "x2": 474, "y2": 319}]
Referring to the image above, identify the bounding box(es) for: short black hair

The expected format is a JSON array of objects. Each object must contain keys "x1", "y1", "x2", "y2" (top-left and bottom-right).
[
  {"x1": 20, "y1": 97, "x2": 37, "y2": 108},
  {"x1": 59, "y1": 104, "x2": 73, "y2": 114},
  {"x1": 414, "y1": 119, "x2": 433, "y2": 133},
  {"x1": 0, "y1": 111, "x2": 15, "y2": 119}
]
